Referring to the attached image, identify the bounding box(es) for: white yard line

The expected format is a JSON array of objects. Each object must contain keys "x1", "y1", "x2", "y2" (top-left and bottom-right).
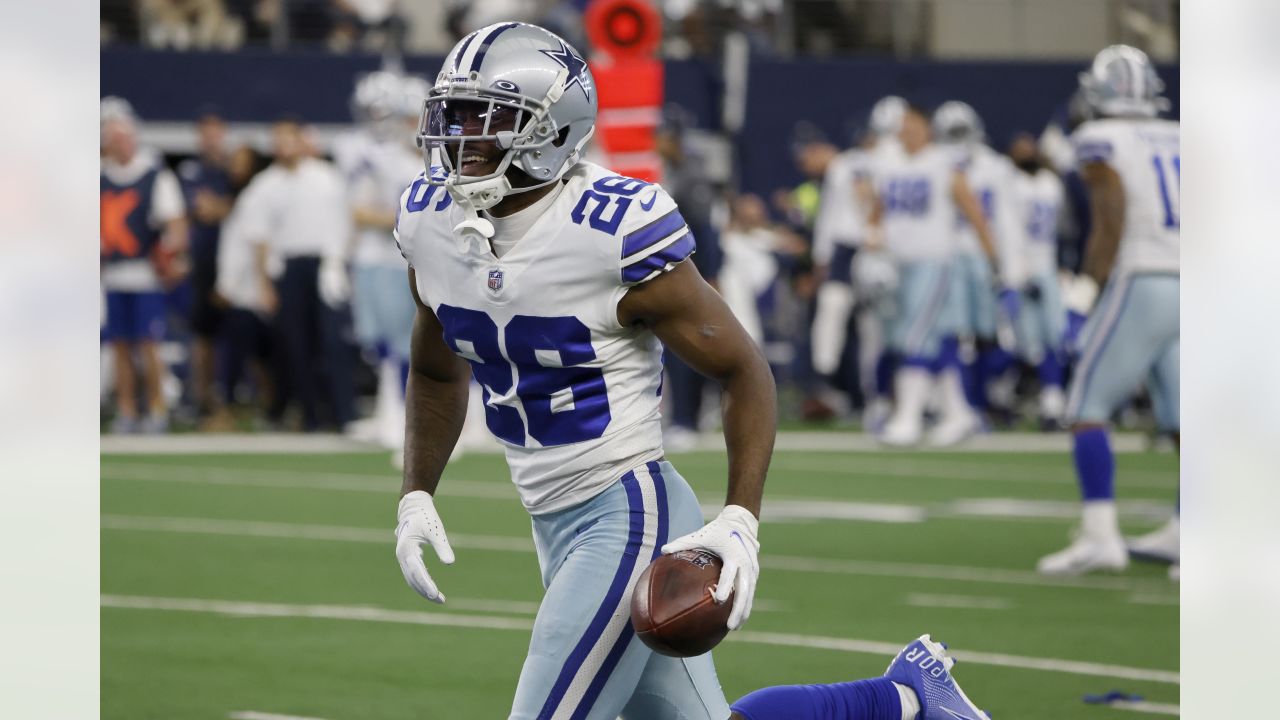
[
  {"x1": 229, "y1": 707, "x2": 332, "y2": 712},
  {"x1": 1109, "y1": 700, "x2": 1180, "y2": 715},
  {"x1": 905, "y1": 593, "x2": 1012, "y2": 610},
  {"x1": 102, "y1": 594, "x2": 1178, "y2": 685},
  {"x1": 102, "y1": 514, "x2": 1173, "y2": 594}
]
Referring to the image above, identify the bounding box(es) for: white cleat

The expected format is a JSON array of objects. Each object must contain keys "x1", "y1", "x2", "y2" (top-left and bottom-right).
[
  {"x1": 1037, "y1": 533, "x2": 1129, "y2": 576},
  {"x1": 879, "y1": 413, "x2": 922, "y2": 447},
  {"x1": 1127, "y1": 516, "x2": 1180, "y2": 564},
  {"x1": 926, "y1": 412, "x2": 980, "y2": 447}
]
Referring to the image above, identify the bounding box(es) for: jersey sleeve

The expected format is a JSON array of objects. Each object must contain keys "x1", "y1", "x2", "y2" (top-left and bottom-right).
[
  {"x1": 1072, "y1": 122, "x2": 1117, "y2": 166},
  {"x1": 149, "y1": 168, "x2": 186, "y2": 226},
  {"x1": 617, "y1": 184, "x2": 696, "y2": 287},
  {"x1": 393, "y1": 171, "x2": 438, "y2": 269}
]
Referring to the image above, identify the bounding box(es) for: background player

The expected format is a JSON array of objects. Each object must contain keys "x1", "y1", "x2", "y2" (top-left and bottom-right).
[
  {"x1": 867, "y1": 103, "x2": 999, "y2": 447},
  {"x1": 100, "y1": 97, "x2": 188, "y2": 434},
  {"x1": 1007, "y1": 132, "x2": 1068, "y2": 428},
  {"x1": 1037, "y1": 45, "x2": 1180, "y2": 577},
  {"x1": 393, "y1": 23, "x2": 990, "y2": 720}
]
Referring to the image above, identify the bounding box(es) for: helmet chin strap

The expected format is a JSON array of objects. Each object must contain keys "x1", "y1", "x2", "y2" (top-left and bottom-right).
[{"x1": 447, "y1": 175, "x2": 506, "y2": 252}]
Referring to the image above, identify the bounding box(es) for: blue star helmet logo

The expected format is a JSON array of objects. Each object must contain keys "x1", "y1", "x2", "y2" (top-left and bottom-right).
[{"x1": 540, "y1": 40, "x2": 591, "y2": 101}]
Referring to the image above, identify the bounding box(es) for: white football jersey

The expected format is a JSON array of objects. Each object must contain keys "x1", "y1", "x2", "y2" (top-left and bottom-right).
[
  {"x1": 1073, "y1": 118, "x2": 1180, "y2": 274},
  {"x1": 812, "y1": 148, "x2": 872, "y2": 264},
  {"x1": 870, "y1": 144, "x2": 959, "y2": 262},
  {"x1": 395, "y1": 161, "x2": 694, "y2": 515},
  {"x1": 337, "y1": 131, "x2": 422, "y2": 267},
  {"x1": 1012, "y1": 168, "x2": 1065, "y2": 279},
  {"x1": 954, "y1": 145, "x2": 1021, "y2": 270}
]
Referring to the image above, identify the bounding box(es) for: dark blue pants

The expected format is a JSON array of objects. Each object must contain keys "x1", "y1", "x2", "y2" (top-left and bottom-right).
[{"x1": 274, "y1": 256, "x2": 356, "y2": 431}]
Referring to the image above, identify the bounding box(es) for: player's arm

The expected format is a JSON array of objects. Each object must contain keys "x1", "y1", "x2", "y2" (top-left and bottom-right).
[
  {"x1": 860, "y1": 178, "x2": 885, "y2": 249},
  {"x1": 951, "y1": 171, "x2": 997, "y2": 264},
  {"x1": 618, "y1": 260, "x2": 775, "y2": 629},
  {"x1": 395, "y1": 267, "x2": 470, "y2": 604},
  {"x1": 402, "y1": 268, "x2": 471, "y2": 497},
  {"x1": 1078, "y1": 161, "x2": 1126, "y2": 285}
]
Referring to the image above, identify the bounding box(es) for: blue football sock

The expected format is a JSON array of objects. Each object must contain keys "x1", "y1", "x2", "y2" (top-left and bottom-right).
[
  {"x1": 932, "y1": 336, "x2": 960, "y2": 374},
  {"x1": 731, "y1": 677, "x2": 904, "y2": 720},
  {"x1": 875, "y1": 351, "x2": 900, "y2": 397},
  {"x1": 1073, "y1": 427, "x2": 1115, "y2": 501},
  {"x1": 1037, "y1": 350, "x2": 1063, "y2": 389}
]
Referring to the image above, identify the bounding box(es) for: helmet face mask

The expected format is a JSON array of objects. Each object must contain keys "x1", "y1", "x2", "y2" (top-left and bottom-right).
[{"x1": 417, "y1": 23, "x2": 598, "y2": 210}]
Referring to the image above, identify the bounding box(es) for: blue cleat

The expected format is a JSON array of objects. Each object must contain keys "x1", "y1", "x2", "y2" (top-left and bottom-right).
[{"x1": 884, "y1": 635, "x2": 990, "y2": 720}]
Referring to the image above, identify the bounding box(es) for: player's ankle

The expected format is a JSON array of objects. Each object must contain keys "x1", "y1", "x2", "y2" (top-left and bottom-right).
[{"x1": 893, "y1": 682, "x2": 921, "y2": 719}]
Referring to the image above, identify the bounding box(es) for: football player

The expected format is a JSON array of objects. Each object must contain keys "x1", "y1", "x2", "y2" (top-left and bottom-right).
[
  {"x1": 1007, "y1": 133, "x2": 1068, "y2": 428},
  {"x1": 866, "y1": 103, "x2": 1000, "y2": 447},
  {"x1": 100, "y1": 97, "x2": 188, "y2": 434},
  {"x1": 810, "y1": 96, "x2": 903, "y2": 429},
  {"x1": 1037, "y1": 46, "x2": 1180, "y2": 577},
  {"x1": 932, "y1": 101, "x2": 1023, "y2": 425},
  {"x1": 392, "y1": 23, "x2": 989, "y2": 720}
]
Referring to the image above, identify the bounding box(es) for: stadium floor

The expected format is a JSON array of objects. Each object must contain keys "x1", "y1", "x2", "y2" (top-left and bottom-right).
[{"x1": 101, "y1": 437, "x2": 1179, "y2": 719}]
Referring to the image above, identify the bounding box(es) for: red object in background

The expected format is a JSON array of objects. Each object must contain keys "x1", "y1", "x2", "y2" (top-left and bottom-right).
[{"x1": 585, "y1": 0, "x2": 664, "y2": 182}]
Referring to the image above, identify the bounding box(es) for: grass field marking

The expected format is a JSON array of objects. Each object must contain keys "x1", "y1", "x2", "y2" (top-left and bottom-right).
[
  {"x1": 102, "y1": 513, "x2": 1174, "y2": 594},
  {"x1": 1108, "y1": 700, "x2": 1180, "y2": 715},
  {"x1": 940, "y1": 498, "x2": 1175, "y2": 524},
  {"x1": 904, "y1": 593, "x2": 1012, "y2": 610},
  {"x1": 230, "y1": 707, "x2": 332, "y2": 712},
  {"x1": 1128, "y1": 593, "x2": 1180, "y2": 606},
  {"x1": 102, "y1": 594, "x2": 1178, "y2": 685}
]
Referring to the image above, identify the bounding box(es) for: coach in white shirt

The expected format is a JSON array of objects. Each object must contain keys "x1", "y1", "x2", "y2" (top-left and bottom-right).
[{"x1": 240, "y1": 118, "x2": 356, "y2": 431}]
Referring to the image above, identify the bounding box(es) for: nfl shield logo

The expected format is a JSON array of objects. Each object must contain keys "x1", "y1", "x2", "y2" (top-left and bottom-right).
[{"x1": 487, "y1": 269, "x2": 504, "y2": 293}]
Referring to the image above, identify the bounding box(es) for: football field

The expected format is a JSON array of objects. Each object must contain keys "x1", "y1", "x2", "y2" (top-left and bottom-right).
[{"x1": 102, "y1": 439, "x2": 1179, "y2": 719}]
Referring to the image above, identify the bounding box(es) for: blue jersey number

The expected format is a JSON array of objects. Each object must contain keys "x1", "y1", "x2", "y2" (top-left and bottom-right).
[
  {"x1": 570, "y1": 175, "x2": 651, "y2": 235},
  {"x1": 1152, "y1": 153, "x2": 1180, "y2": 229},
  {"x1": 436, "y1": 306, "x2": 612, "y2": 446},
  {"x1": 883, "y1": 178, "x2": 930, "y2": 216},
  {"x1": 404, "y1": 175, "x2": 453, "y2": 213}
]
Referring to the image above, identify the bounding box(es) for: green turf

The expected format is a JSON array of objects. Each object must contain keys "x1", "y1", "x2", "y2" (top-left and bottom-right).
[{"x1": 102, "y1": 448, "x2": 1179, "y2": 719}]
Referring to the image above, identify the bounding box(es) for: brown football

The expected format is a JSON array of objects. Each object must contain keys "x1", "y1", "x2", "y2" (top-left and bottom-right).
[{"x1": 631, "y1": 549, "x2": 732, "y2": 657}]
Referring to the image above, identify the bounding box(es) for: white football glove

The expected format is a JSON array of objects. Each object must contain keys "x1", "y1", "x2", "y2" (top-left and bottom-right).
[
  {"x1": 661, "y1": 505, "x2": 760, "y2": 630},
  {"x1": 318, "y1": 255, "x2": 351, "y2": 308},
  {"x1": 395, "y1": 491, "x2": 455, "y2": 603}
]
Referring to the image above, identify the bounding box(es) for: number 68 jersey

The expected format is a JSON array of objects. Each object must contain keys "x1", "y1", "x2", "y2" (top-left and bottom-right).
[{"x1": 395, "y1": 161, "x2": 695, "y2": 515}]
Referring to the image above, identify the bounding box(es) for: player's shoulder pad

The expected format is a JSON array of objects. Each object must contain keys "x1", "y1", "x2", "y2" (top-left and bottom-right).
[
  {"x1": 1071, "y1": 119, "x2": 1124, "y2": 165},
  {"x1": 393, "y1": 168, "x2": 455, "y2": 268},
  {"x1": 571, "y1": 165, "x2": 695, "y2": 287}
]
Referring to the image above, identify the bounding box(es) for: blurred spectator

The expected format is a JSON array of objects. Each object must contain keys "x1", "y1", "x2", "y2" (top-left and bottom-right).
[
  {"x1": 328, "y1": 0, "x2": 409, "y2": 52},
  {"x1": 100, "y1": 97, "x2": 189, "y2": 434},
  {"x1": 214, "y1": 146, "x2": 276, "y2": 418},
  {"x1": 177, "y1": 110, "x2": 234, "y2": 428},
  {"x1": 239, "y1": 118, "x2": 356, "y2": 431},
  {"x1": 720, "y1": 193, "x2": 805, "y2": 344},
  {"x1": 140, "y1": 0, "x2": 244, "y2": 50}
]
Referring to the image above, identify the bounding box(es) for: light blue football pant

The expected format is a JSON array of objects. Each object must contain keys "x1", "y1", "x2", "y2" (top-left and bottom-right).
[
  {"x1": 352, "y1": 263, "x2": 415, "y2": 360},
  {"x1": 886, "y1": 259, "x2": 957, "y2": 361},
  {"x1": 1015, "y1": 271, "x2": 1065, "y2": 364},
  {"x1": 1065, "y1": 272, "x2": 1179, "y2": 431},
  {"x1": 510, "y1": 460, "x2": 733, "y2": 720},
  {"x1": 950, "y1": 252, "x2": 997, "y2": 338}
]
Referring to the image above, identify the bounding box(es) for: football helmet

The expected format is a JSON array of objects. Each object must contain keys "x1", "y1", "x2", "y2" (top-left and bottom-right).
[
  {"x1": 417, "y1": 22, "x2": 597, "y2": 213},
  {"x1": 869, "y1": 95, "x2": 906, "y2": 138},
  {"x1": 1079, "y1": 44, "x2": 1169, "y2": 118},
  {"x1": 932, "y1": 101, "x2": 985, "y2": 146},
  {"x1": 352, "y1": 70, "x2": 407, "y2": 127}
]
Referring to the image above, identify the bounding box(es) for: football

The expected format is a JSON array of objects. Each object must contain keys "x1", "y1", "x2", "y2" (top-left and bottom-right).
[{"x1": 631, "y1": 550, "x2": 732, "y2": 657}]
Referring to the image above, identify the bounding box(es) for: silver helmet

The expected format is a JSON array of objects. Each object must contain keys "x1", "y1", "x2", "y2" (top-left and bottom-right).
[
  {"x1": 417, "y1": 22, "x2": 597, "y2": 211},
  {"x1": 869, "y1": 95, "x2": 906, "y2": 138},
  {"x1": 1079, "y1": 44, "x2": 1169, "y2": 118},
  {"x1": 932, "y1": 100, "x2": 985, "y2": 146}
]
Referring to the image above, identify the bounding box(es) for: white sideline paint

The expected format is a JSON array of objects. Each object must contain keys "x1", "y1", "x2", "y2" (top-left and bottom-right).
[
  {"x1": 101, "y1": 431, "x2": 1162, "y2": 456},
  {"x1": 102, "y1": 594, "x2": 1179, "y2": 685},
  {"x1": 102, "y1": 514, "x2": 1173, "y2": 594},
  {"x1": 1109, "y1": 700, "x2": 1180, "y2": 715},
  {"x1": 230, "y1": 707, "x2": 330, "y2": 712},
  {"x1": 905, "y1": 593, "x2": 1012, "y2": 610}
]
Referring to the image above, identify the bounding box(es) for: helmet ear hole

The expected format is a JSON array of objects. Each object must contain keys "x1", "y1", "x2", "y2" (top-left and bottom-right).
[{"x1": 552, "y1": 126, "x2": 571, "y2": 148}]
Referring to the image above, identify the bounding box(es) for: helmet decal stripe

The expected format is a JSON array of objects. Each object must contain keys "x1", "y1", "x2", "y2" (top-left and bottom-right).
[
  {"x1": 469, "y1": 22, "x2": 521, "y2": 73},
  {"x1": 453, "y1": 31, "x2": 480, "y2": 73}
]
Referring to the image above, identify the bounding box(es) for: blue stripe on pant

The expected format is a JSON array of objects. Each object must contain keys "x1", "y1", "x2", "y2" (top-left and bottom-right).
[{"x1": 512, "y1": 461, "x2": 730, "y2": 720}]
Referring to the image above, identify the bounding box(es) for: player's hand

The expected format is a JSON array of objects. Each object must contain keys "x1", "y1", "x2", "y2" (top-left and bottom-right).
[
  {"x1": 1062, "y1": 275, "x2": 1100, "y2": 354},
  {"x1": 661, "y1": 505, "x2": 760, "y2": 631},
  {"x1": 395, "y1": 490, "x2": 456, "y2": 603},
  {"x1": 318, "y1": 256, "x2": 351, "y2": 308}
]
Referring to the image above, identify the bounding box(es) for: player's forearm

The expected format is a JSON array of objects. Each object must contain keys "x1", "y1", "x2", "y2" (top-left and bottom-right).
[
  {"x1": 717, "y1": 350, "x2": 776, "y2": 519},
  {"x1": 402, "y1": 372, "x2": 469, "y2": 498},
  {"x1": 353, "y1": 206, "x2": 397, "y2": 231}
]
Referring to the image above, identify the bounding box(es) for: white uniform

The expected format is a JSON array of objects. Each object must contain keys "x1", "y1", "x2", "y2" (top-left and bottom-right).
[
  {"x1": 396, "y1": 161, "x2": 692, "y2": 516},
  {"x1": 951, "y1": 144, "x2": 1021, "y2": 337},
  {"x1": 1011, "y1": 168, "x2": 1066, "y2": 362},
  {"x1": 813, "y1": 148, "x2": 871, "y2": 270},
  {"x1": 1065, "y1": 118, "x2": 1180, "y2": 429},
  {"x1": 869, "y1": 144, "x2": 960, "y2": 358}
]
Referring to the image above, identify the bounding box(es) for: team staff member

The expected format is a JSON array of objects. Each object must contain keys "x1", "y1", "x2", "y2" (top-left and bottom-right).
[
  {"x1": 177, "y1": 109, "x2": 233, "y2": 424},
  {"x1": 100, "y1": 97, "x2": 188, "y2": 434},
  {"x1": 241, "y1": 117, "x2": 356, "y2": 431}
]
